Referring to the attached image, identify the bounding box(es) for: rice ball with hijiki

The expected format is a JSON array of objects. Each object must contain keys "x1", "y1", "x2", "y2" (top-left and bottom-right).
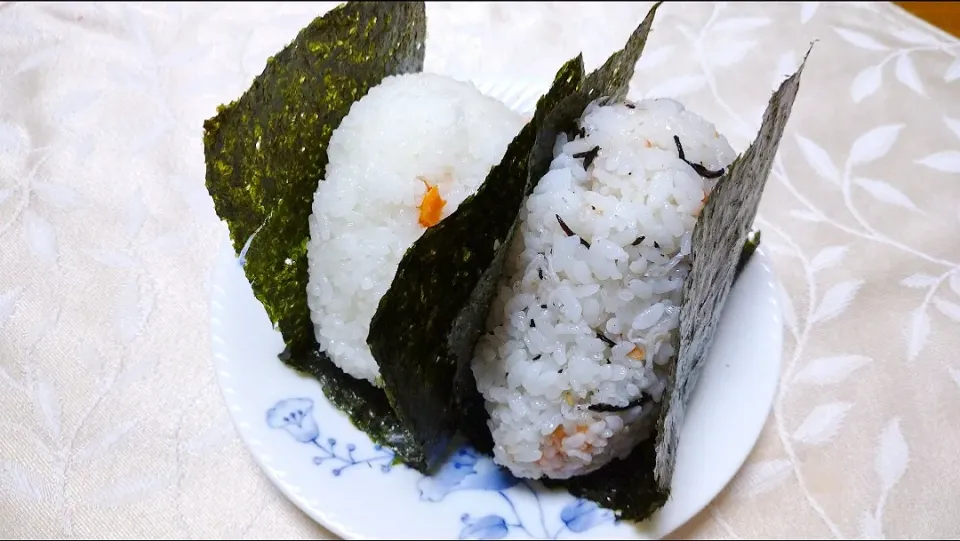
[
  {"x1": 470, "y1": 98, "x2": 736, "y2": 480},
  {"x1": 306, "y1": 73, "x2": 525, "y2": 385}
]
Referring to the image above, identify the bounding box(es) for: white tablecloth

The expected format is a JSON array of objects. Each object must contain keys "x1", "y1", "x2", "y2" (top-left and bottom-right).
[{"x1": 1, "y1": 2, "x2": 959, "y2": 538}]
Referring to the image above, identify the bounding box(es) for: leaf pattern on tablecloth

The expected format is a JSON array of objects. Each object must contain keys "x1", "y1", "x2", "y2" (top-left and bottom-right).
[
  {"x1": 792, "y1": 355, "x2": 872, "y2": 386},
  {"x1": 809, "y1": 246, "x2": 849, "y2": 273},
  {"x1": 857, "y1": 418, "x2": 910, "y2": 539},
  {"x1": 835, "y1": 27, "x2": 889, "y2": 51},
  {"x1": 811, "y1": 280, "x2": 864, "y2": 324},
  {"x1": 726, "y1": 459, "x2": 792, "y2": 500},
  {"x1": 796, "y1": 135, "x2": 841, "y2": 184},
  {"x1": 792, "y1": 402, "x2": 854, "y2": 446},
  {"x1": 0, "y1": 460, "x2": 44, "y2": 502},
  {"x1": 851, "y1": 177, "x2": 919, "y2": 212},
  {"x1": 915, "y1": 117, "x2": 960, "y2": 174},
  {"x1": 0, "y1": 1, "x2": 959, "y2": 540}
]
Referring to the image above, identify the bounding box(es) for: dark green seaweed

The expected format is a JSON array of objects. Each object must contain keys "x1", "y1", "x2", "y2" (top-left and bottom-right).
[
  {"x1": 653, "y1": 49, "x2": 812, "y2": 491},
  {"x1": 550, "y1": 54, "x2": 808, "y2": 522},
  {"x1": 735, "y1": 230, "x2": 762, "y2": 277},
  {"x1": 206, "y1": 0, "x2": 808, "y2": 523},
  {"x1": 368, "y1": 57, "x2": 588, "y2": 469},
  {"x1": 582, "y1": 3, "x2": 662, "y2": 103},
  {"x1": 543, "y1": 438, "x2": 668, "y2": 521},
  {"x1": 202, "y1": 1, "x2": 429, "y2": 469},
  {"x1": 367, "y1": 0, "x2": 664, "y2": 478}
]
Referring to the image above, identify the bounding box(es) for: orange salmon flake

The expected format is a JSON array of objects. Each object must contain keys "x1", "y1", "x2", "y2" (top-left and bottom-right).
[
  {"x1": 417, "y1": 179, "x2": 445, "y2": 228},
  {"x1": 540, "y1": 423, "x2": 595, "y2": 463},
  {"x1": 548, "y1": 426, "x2": 566, "y2": 448},
  {"x1": 696, "y1": 192, "x2": 709, "y2": 216}
]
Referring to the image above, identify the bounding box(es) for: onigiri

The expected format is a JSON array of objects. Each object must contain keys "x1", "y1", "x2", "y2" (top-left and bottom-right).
[{"x1": 306, "y1": 73, "x2": 525, "y2": 385}]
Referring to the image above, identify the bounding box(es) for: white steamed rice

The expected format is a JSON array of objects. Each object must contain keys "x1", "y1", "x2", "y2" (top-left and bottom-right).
[
  {"x1": 306, "y1": 73, "x2": 525, "y2": 385},
  {"x1": 470, "y1": 97, "x2": 735, "y2": 480}
]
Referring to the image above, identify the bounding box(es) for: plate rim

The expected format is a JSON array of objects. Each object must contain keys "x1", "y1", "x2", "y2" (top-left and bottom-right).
[
  {"x1": 208, "y1": 77, "x2": 784, "y2": 540},
  {"x1": 209, "y1": 232, "x2": 783, "y2": 540}
]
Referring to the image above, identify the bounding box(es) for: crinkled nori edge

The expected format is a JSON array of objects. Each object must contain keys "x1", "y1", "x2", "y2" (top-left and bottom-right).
[
  {"x1": 653, "y1": 48, "x2": 813, "y2": 492},
  {"x1": 202, "y1": 1, "x2": 429, "y2": 470}
]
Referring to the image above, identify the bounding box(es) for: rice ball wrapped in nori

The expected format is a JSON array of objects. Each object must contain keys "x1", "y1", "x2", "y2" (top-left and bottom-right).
[
  {"x1": 202, "y1": 0, "x2": 435, "y2": 468},
  {"x1": 363, "y1": 3, "x2": 810, "y2": 513},
  {"x1": 205, "y1": 0, "x2": 811, "y2": 521},
  {"x1": 472, "y1": 97, "x2": 736, "y2": 479},
  {"x1": 306, "y1": 73, "x2": 525, "y2": 385}
]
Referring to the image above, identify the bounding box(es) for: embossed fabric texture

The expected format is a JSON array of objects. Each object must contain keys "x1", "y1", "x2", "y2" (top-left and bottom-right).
[{"x1": 1, "y1": 2, "x2": 959, "y2": 539}]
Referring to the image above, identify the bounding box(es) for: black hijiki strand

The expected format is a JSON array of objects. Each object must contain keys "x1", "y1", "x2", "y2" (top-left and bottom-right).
[
  {"x1": 567, "y1": 126, "x2": 587, "y2": 143},
  {"x1": 631, "y1": 236, "x2": 645, "y2": 246},
  {"x1": 595, "y1": 332, "x2": 617, "y2": 365},
  {"x1": 589, "y1": 395, "x2": 649, "y2": 413},
  {"x1": 533, "y1": 354, "x2": 542, "y2": 361},
  {"x1": 538, "y1": 268, "x2": 544, "y2": 280},
  {"x1": 572, "y1": 145, "x2": 601, "y2": 169},
  {"x1": 653, "y1": 241, "x2": 660, "y2": 249},
  {"x1": 595, "y1": 332, "x2": 616, "y2": 348},
  {"x1": 673, "y1": 135, "x2": 725, "y2": 179},
  {"x1": 625, "y1": 102, "x2": 636, "y2": 109},
  {"x1": 556, "y1": 214, "x2": 591, "y2": 249},
  {"x1": 592, "y1": 323, "x2": 649, "y2": 410}
]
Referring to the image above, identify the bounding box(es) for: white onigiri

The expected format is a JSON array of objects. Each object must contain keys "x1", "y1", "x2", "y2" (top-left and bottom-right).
[
  {"x1": 306, "y1": 73, "x2": 525, "y2": 385},
  {"x1": 470, "y1": 98, "x2": 736, "y2": 480}
]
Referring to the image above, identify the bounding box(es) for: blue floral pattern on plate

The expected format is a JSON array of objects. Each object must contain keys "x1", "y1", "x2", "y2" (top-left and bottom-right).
[
  {"x1": 266, "y1": 398, "x2": 395, "y2": 476},
  {"x1": 266, "y1": 397, "x2": 615, "y2": 539}
]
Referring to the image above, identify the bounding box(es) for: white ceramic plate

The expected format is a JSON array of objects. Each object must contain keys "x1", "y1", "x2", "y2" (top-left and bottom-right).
[{"x1": 210, "y1": 80, "x2": 784, "y2": 541}]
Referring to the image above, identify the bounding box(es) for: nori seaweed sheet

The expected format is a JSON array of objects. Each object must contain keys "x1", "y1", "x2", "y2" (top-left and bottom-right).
[
  {"x1": 366, "y1": 2, "x2": 808, "y2": 519},
  {"x1": 735, "y1": 230, "x2": 762, "y2": 277},
  {"x1": 204, "y1": 0, "x2": 809, "y2": 523},
  {"x1": 530, "y1": 226, "x2": 756, "y2": 520},
  {"x1": 202, "y1": 1, "x2": 429, "y2": 469},
  {"x1": 653, "y1": 49, "x2": 812, "y2": 491},
  {"x1": 542, "y1": 234, "x2": 766, "y2": 522},
  {"x1": 366, "y1": 0, "x2": 662, "y2": 476},
  {"x1": 367, "y1": 57, "x2": 588, "y2": 469},
  {"x1": 555, "y1": 52, "x2": 810, "y2": 523}
]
